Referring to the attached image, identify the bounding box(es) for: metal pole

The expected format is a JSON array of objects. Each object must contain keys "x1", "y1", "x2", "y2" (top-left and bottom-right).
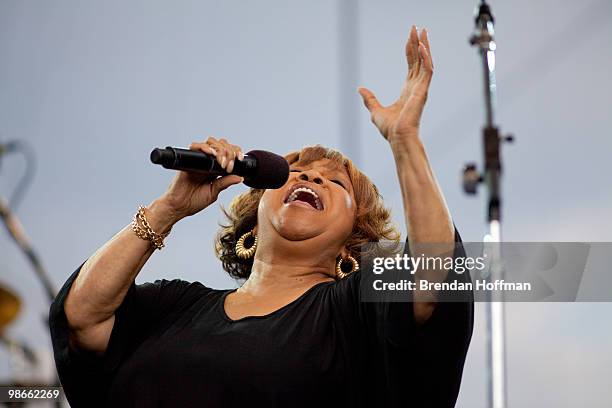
[
  {"x1": 466, "y1": 2, "x2": 511, "y2": 407},
  {"x1": 485, "y1": 220, "x2": 507, "y2": 408}
]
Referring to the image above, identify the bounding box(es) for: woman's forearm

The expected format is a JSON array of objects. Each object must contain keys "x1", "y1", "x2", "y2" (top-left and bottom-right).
[
  {"x1": 391, "y1": 135, "x2": 454, "y2": 246},
  {"x1": 392, "y1": 135, "x2": 455, "y2": 323},
  {"x1": 64, "y1": 198, "x2": 179, "y2": 332}
]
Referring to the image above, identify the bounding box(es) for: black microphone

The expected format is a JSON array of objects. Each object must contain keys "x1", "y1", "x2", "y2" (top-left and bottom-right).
[{"x1": 150, "y1": 146, "x2": 289, "y2": 189}]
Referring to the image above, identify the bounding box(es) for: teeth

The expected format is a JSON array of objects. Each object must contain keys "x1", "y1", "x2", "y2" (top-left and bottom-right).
[{"x1": 286, "y1": 187, "x2": 323, "y2": 210}]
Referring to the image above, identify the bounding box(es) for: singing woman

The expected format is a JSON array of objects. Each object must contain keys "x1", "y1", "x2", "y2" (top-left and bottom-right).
[{"x1": 49, "y1": 25, "x2": 473, "y2": 407}]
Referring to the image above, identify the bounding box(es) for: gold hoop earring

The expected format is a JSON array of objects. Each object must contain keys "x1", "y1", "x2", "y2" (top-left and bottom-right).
[
  {"x1": 336, "y1": 255, "x2": 359, "y2": 279},
  {"x1": 236, "y1": 230, "x2": 258, "y2": 259}
]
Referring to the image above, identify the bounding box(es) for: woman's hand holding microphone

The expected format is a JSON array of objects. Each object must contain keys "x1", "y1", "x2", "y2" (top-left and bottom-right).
[{"x1": 149, "y1": 137, "x2": 245, "y2": 231}]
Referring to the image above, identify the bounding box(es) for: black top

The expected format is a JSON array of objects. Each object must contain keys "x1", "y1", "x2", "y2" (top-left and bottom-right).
[{"x1": 49, "y1": 229, "x2": 473, "y2": 408}]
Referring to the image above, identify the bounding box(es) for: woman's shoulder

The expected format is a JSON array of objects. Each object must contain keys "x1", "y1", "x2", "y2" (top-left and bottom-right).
[
  {"x1": 133, "y1": 277, "x2": 228, "y2": 309},
  {"x1": 139, "y1": 277, "x2": 211, "y2": 290},
  {"x1": 143, "y1": 277, "x2": 233, "y2": 295}
]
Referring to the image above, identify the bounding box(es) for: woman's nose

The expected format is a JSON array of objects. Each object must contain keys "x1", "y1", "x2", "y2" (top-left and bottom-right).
[{"x1": 298, "y1": 171, "x2": 323, "y2": 185}]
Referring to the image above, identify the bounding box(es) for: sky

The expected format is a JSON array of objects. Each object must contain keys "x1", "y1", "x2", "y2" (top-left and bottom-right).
[{"x1": 1, "y1": 0, "x2": 611, "y2": 406}]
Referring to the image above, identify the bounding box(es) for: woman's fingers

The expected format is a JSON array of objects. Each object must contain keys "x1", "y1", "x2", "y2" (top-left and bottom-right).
[
  {"x1": 407, "y1": 25, "x2": 420, "y2": 76},
  {"x1": 405, "y1": 25, "x2": 416, "y2": 68},
  {"x1": 189, "y1": 141, "x2": 217, "y2": 156},
  {"x1": 218, "y1": 139, "x2": 243, "y2": 173},
  {"x1": 217, "y1": 139, "x2": 244, "y2": 173},
  {"x1": 191, "y1": 137, "x2": 243, "y2": 173},
  {"x1": 418, "y1": 41, "x2": 434, "y2": 78},
  {"x1": 203, "y1": 136, "x2": 227, "y2": 168},
  {"x1": 226, "y1": 145, "x2": 242, "y2": 173},
  {"x1": 419, "y1": 29, "x2": 433, "y2": 70},
  {"x1": 217, "y1": 138, "x2": 231, "y2": 169},
  {"x1": 406, "y1": 26, "x2": 433, "y2": 78}
]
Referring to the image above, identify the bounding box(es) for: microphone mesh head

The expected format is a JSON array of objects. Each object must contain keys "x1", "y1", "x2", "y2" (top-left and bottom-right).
[{"x1": 244, "y1": 150, "x2": 289, "y2": 189}]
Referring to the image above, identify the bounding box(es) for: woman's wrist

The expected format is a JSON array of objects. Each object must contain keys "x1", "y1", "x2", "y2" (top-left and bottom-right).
[
  {"x1": 145, "y1": 198, "x2": 183, "y2": 234},
  {"x1": 389, "y1": 130, "x2": 424, "y2": 161}
]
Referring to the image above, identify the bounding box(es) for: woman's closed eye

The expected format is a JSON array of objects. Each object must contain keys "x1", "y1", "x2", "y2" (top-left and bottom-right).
[
  {"x1": 290, "y1": 168, "x2": 347, "y2": 190},
  {"x1": 331, "y1": 179, "x2": 346, "y2": 189}
]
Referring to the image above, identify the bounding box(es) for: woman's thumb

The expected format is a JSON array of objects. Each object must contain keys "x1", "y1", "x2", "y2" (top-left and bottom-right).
[
  {"x1": 358, "y1": 87, "x2": 382, "y2": 112},
  {"x1": 211, "y1": 175, "x2": 244, "y2": 196}
]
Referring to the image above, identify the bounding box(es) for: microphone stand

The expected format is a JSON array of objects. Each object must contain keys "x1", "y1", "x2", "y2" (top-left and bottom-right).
[
  {"x1": 0, "y1": 196, "x2": 57, "y2": 302},
  {"x1": 463, "y1": 1, "x2": 514, "y2": 407}
]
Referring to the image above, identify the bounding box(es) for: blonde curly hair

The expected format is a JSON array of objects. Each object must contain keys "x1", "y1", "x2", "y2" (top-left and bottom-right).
[{"x1": 215, "y1": 145, "x2": 400, "y2": 280}]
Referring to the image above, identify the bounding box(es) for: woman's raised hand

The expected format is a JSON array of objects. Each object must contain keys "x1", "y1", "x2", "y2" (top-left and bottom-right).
[
  {"x1": 358, "y1": 25, "x2": 434, "y2": 153},
  {"x1": 159, "y1": 137, "x2": 244, "y2": 221}
]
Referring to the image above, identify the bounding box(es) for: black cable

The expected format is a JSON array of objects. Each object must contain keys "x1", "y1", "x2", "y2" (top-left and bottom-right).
[{"x1": 0, "y1": 139, "x2": 37, "y2": 211}]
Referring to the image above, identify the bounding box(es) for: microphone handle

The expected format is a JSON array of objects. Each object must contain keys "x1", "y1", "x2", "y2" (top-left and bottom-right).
[{"x1": 150, "y1": 146, "x2": 256, "y2": 176}]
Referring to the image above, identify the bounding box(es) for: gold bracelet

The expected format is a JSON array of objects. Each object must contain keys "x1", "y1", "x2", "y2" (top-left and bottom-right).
[{"x1": 131, "y1": 205, "x2": 171, "y2": 250}]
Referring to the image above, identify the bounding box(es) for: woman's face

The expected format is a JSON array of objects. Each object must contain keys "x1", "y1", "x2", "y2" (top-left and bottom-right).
[{"x1": 258, "y1": 158, "x2": 356, "y2": 246}]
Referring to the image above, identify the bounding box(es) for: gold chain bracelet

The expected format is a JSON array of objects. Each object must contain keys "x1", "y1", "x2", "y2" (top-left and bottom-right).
[{"x1": 131, "y1": 205, "x2": 171, "y2": 250}]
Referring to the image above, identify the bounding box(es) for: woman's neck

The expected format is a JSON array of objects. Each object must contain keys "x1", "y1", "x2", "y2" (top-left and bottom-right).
[{"x1": 239, "y1": 257, "x2": 335, "y2": 297}]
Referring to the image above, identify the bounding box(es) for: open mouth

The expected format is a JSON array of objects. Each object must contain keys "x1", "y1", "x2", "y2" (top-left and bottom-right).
[{"x1": 284, "y1": 185, "x2": 323, "y2": 211}]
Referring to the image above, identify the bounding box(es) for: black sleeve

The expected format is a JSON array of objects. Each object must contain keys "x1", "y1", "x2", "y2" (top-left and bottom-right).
[
  {"x1": 408, "y1": 228, "x2": 474, "y2": 407},
  {"x1": 332, "y1": 227, "x2": 474, "y2": 408},
  {"x1": 48, "y1": 263, "x2": 202, "y2": 408}
]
